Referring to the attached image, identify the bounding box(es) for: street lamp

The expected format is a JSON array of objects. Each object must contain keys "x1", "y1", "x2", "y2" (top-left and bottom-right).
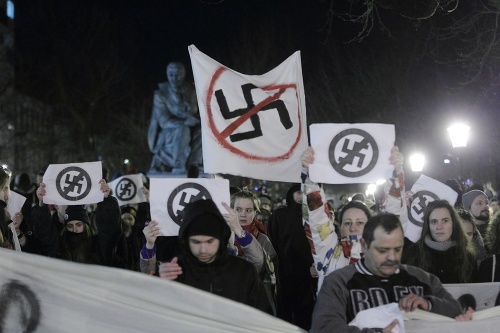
[
  {"x1": 447, "y1": 124, "x2": 470, "y2": 148},
  {"x1": 409, "y1": 153, "x2": 425, "y2": 172}
]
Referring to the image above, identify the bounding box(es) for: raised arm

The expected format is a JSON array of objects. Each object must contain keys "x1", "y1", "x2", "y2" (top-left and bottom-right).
[
  {"x1": 301, "y1": 147, "x2": 345, "y2": 291},
  {"x1": 221, "y1": 202, "x2": 265, "y2": 272}
]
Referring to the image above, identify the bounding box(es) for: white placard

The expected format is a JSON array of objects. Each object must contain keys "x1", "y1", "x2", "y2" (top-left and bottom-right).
[
  {"x1": 149, "y1": 178, "x2": 230, "y2": 236},
  {"x1": 109, "y1": 174, "x2": 147, "y2": 206},
  {"x1": 42, "y1": 161, "x2": 103, "y2": 205},
  {"x1": 309, "y1": 123, "x2": 395, "y2": 184},
  {"x1": 404, "y1": 174, "x2": 458, "y2": 243}
]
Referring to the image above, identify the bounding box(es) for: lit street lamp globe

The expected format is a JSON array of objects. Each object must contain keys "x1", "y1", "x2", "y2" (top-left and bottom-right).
[
  {"x1": 447, "y1": 124, "x2": 470, "y2": 148},
  {"x1": 409, "y1": 153, "x2": 425, "y2": 172}
]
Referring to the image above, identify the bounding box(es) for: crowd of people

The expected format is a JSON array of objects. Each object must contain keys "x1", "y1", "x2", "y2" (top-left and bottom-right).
[{"x1": 1, "y1": 144, "x2": 500, "y2": 332}]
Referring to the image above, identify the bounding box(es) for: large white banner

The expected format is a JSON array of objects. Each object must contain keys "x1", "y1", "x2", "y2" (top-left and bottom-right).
[
  {"x1": 2, "y1": 249, "x2": 500, "y2": 333},
  {"x1": 149, "y1": 178, "x2": 230, "y2": 236},
  {"x1": 404, "y1": 174, "x2": 458, "y2": 243},
  {"x1": 309, "y1": 123, "x2": 395, "y2": 184},
  {"x1": 0, "y1": 249, "x2": 304, "y2": 333},
  {"x1": 42, "y1": 161, "x2": 103, "y2": 205},
  {"x1": 109, "y1": 174, "x2": 147, "y2": 206},
  {"x1": 189, "y1": 45, "x2": 308, "y2": 183}
]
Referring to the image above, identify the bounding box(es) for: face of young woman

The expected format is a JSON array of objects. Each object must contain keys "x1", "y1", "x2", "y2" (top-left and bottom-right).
[
  {"x1": 429, "y1": 207, "x2": 453, "y2": 242},
  {"x1": 66, "y1": 220, "x2": 85, "y2": 234},
  {"x1": 233, "y1": 197, "x2": 256, "y2": 226}
]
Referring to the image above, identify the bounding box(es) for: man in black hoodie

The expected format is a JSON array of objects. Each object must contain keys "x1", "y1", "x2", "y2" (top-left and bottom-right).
[
  {"x1": 268, "y1": 184, "x2": 315, "y2": 330},
  {"x1": 141, "y1": 199, "x2": 271, "y2": 313}
]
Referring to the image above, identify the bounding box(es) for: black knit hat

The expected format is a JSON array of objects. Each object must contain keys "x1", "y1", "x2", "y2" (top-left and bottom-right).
[
  {"x1": 64, "y1": 205, "x2": 90, "y2": 225},
  {"x1": 185, "y1": 214, "x2": 224, "y2": 240}
]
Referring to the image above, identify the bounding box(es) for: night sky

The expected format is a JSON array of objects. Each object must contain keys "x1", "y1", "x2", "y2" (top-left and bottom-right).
[{"x1": 11, "y1": 0, "x2": 500, "y2": 187}]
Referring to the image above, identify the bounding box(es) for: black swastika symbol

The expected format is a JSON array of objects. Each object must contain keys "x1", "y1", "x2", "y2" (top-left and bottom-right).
[
  {"x1": 328, "y1": 129, "x2": 379, "y2": 178},
  {"x1": 215, "y1": 83, "x2": 292, "y2": 142},
  {"x1": 116, "y1": 178, "x2": 137, "y2": 201},
  {"x1": 56, "y1": 166, "x2": 92, "y2": 201},
  {"x1": 167, "y1": 183, "x2": 212, "y2": 227},
  {"x1": 408, "y1": 190, "x2": 440, "y2": 227},
  {"x1": 64, "y1": 173, "x2": 83, "y2": 194}
]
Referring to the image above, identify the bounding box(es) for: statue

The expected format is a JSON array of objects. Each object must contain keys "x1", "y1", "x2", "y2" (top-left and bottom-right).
[{"x1": 148, "y1": 62, "x2": 202, "y2": 175}]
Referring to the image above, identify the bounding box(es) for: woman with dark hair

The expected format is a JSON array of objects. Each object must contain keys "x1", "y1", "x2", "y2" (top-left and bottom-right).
[
  {"x1": 402, "y1": 200, "x2": 477, "y2": 283},
  {"x1": 31, "y1": 180, "x2": 124, "y2": 267}
]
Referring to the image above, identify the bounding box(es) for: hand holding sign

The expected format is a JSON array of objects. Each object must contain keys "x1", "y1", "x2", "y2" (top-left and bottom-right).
[
  {"x1": 143, "y1": 220, "x2": 161, "y2": 248},
  {"x1": 301, "y1": 146, "x2": 315, "y2": 168},
  {"x1": 100, "y1": 179, "x2": 111, "y2": 198},
  {"x1": 36, "y1": 183, "x2": 46, "y2": 206}
]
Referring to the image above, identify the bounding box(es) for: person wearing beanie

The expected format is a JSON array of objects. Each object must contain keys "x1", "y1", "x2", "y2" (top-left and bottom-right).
[
  {"x1": 140, "y1": 199, "x2": 271, "y2": 313},
  {"x1": 462, "y1": 189, "x2": 490, "y2": 238},
  {"x1": 31, "y1": 179, "x2": 124, "y2": 267},
  {"x1": 64, "y1": 205, "x2": 91, "y2": 232}
]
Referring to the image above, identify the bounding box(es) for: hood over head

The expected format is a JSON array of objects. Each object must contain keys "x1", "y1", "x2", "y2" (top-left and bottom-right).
[
  {"x1": 178, "y1": 199, "x2": 231, "y2": 257},
  {"x1": 285, "y1": 183, "x2": 302, "y2": 209}
]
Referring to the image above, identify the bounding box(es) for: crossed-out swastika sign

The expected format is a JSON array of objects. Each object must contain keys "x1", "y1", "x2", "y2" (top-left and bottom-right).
[
  {"x1": 403, "y1": 174, "x2": 458, "y2": 243},
  {"x1": 166, "y1": 183, "x2": 212, "y2": 227},
  {"x1": 309, "y1": 123, "x2": 395, "y2": 184},
  {"x1": 215, "y1": 83, "x2": 293, "y2": 143},
  {"x1": 408, "y1": 190, "x2": 440, "y2": 227},
  {"x1": 207, "y1": 67, "x2": 302, "y2": 162},
  {"x1": 115, "y1": 177, "x2": 137, "y2": 202},
  {"x1": 189, "y1": 44, "x2": 307, "y2": 183},
  {"x1": 328, "y1": 128, "x2": 379, "y2": 178},
  {"x1": 42, "y1": 161, "x2": 103, "y2": 205},
  {"x1": 56, "y1": 166, "x2": 92, "y2": 201},
  {"x1": 149, "y1": 177, "x2": 230, "y2": 236}
]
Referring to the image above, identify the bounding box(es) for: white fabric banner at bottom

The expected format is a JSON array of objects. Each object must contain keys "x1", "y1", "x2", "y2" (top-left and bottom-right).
[
  {"x1": 0, "y1": 249, "x2": 304, "y2": 333},
  {"x1": 2, "y1": 249, "x2": 500, "y2": 332}
]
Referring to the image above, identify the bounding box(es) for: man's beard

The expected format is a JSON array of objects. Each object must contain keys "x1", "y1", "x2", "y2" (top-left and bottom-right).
[{"x1": 474, "y1": 210, "x2": 490, "y2": 222}]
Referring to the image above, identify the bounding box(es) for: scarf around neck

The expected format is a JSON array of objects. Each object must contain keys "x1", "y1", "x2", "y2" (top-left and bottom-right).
[
  {"x1": 234, "y1": 218, "x2": 267, "y2": 256},
  {"x1": 424, "y1": 235, "x2": 456, "y2": 251}
]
